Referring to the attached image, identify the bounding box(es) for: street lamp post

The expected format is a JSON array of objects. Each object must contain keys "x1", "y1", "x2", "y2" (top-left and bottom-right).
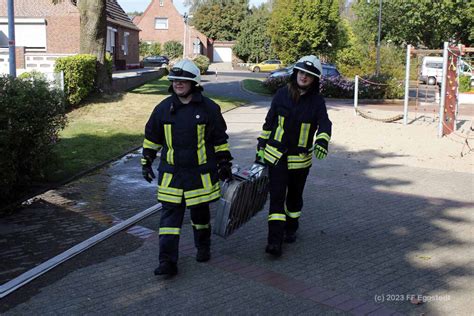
[
  {"x1": 183, "y1": 12, "x2": 188, "y2": 58},
  {"x1": 8, "y1": 0, "x2": 16, "y2": 77}
]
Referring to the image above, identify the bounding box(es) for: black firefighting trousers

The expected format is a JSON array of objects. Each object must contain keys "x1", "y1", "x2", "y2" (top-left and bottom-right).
[
  {"x1": 159, "y1": 202, "x2": 211, "y2": 264},
  {"x1": 267, "y1": 160, "x2": 310, "y2": 245}
]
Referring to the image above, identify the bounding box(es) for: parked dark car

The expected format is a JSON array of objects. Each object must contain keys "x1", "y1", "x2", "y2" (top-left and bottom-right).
[
  {"x1": 143, "y1": 56, "x2": 169, "y2": 67},
  {"x1": 268, "y1": 63, "x2": 340, "y2": 79}
]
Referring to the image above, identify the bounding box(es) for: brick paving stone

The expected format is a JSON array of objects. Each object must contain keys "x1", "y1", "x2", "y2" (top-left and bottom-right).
[
  {"x1": 335, "y1": 298, "x2": 367, "y2": 312},
  {"x1": 350, "y1": 302, "x2": 385, "y2": 315}
]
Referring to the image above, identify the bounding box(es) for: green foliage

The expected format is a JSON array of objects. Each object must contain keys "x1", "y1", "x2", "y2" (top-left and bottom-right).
[
  {"x1": 105, "y1": 52, "x2": 113, "y2": 77},
  {"x1": 459, "y1": 75, "x2": 472, "y2": 93},
  {"x1": 357, "y1": 74, "x2": 404, "y2": 99},
  {"x1": 126, "y1": 11, "x2": 143, "y2": 17},
  {"x1": 352, "y1": 0, "x2": 473, "y2": 49},
  {"x1": 192, "y1": 54, "x2": 210, "y2": 74},
  {"x1": 163, "y1": 41, "x2": 183, "y2": 59},
  {"x1": 192, "y1": 0, "x2": 250, "y2": 41},
  {"x1": 263, "y1": 76, "x2": 290, "y2": 93},
  {"x1": 55, "y1": 54, "x2": 97, "y2": 106},
  {"x1": 0, "y1": 75, "x2": 67, "y2": 205},
  {"x1": 262, "y1": 73, "x2": 403, "y2": 99},
  {"x1": 139, "y1": 41, "x2": 162, "y2": 58},
  {"x1": 268, "y1": 0, "x2": 341, "y2": 64},
  {"x1": 18, "y1": 70, "x2": 47, "y2": 81},
  {"x1": 336, "y1": 40, "x2": 405, "y2": 79},
  {"x1": 234, "y1": 4, "x2": 273, "y2": 62}
]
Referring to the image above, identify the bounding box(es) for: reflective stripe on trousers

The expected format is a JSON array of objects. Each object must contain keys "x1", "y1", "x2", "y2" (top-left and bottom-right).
[
  {"x1": 159, "y1": 203, "x2": 211, "y2": 264},
  {"x1": 267, "y1": 161, "x2": 309, "y2": 245}
]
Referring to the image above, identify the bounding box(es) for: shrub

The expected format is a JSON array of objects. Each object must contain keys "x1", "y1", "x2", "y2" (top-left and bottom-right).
[
  {"x1": 263, "y1": 73, "x2": 403, "y2": 99},
  {"x1": 139, "y1": 41, "x2": 162, "y2": 58},
  {"x1": 358, "y1": 74, "x2": 404, "y2": 99},
  {"x1": 459, "y1": 75, "x2": 472, "y2": 93},
  {"x1": 193, "y1": 55, "x2": 210, "y2": 74},
  {"x1": 105, "y1": 52, "x2": 113, "y2": 78},
  {"x1": 263, "y1": 76, "x2": 290, "y2": 93},
  {"x1": 55, "y1": 54, "x2": 97, "y2": 106},
  {"x1": 0, "y1": 75, "x2": 67, "y2": 206},
  {"x1": 18, "y1": 70, "x2": 47, "y2": 81},
  {"x1": 163, "y1": 41, "x2": 183, "y2": 59},
  {"x1": 321, "y1": 76, "x2": 354, "y2": 98}
]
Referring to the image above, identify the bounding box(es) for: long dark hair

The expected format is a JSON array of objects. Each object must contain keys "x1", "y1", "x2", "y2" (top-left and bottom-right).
[{"x1": 287, "y1": 70, "x2": 320, "y2": 103}]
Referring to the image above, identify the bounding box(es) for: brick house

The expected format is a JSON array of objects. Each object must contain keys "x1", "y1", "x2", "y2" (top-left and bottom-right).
[
  {"x1": 0, "y1": 0, "x2": 140, "y2": 74},
  {"x1": 133, "y1": 0, "x2": 212, "y2": 60}
]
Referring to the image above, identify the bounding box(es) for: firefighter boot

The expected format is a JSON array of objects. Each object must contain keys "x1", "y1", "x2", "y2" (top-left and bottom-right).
[
  {"x1": 284, "y1": 217, "x2": 299, "y2": 243},
  {"x1": 196, "y1": 247, "x2": 211, "y2": 262},
  {"x1": 266, "y1": 221, "x2": 284, "y2": 257},
  {"x1": 154, "y1": 261, "x2": 178, "y2": 276},
  {"x1": 284, "y1": 231, "x2": 297, "y2": 243},
  {"x1": 193, "y1": 225, "x2": 211, "y2": 262},
  {"x1": 265, "y1": 243, "x2": 282, "y2": 257}
]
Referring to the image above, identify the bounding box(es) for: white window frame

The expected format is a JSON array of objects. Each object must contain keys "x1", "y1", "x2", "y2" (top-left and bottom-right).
[
  {"x1": 154, "y1": 18, "x2": 168, "y2": 30},
  {"x1": 106, "y1": 27, "x2": 117, "y2": 53},
  {"x1": 159, "y1": 0, "x2": 164, "y2": 6},
  {"x1": 123, "y1": 32, "x2": 129, "y2": 56}
]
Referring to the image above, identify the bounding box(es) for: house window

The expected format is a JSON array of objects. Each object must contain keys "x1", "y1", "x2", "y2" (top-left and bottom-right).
[
  {"x1": 106, "y1": 27, "x2": 117, "y2": 53},
  {"x1": 159, "y1": 0, "x2": 164, "y2": 6},
  {"x1": 123, "y1": 32, "x2": 129, "y2": 56},
  {"x1": 193, "y1": 38, "x2": 201, "y2": 55},
  {"x1": 154, "y1": 18, "x2": 168, "y2": 30}
]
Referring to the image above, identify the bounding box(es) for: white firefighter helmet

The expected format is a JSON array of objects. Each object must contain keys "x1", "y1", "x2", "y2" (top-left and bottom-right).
[
  {"x1": 168, "y1": 59, "x2": 201, "y2": 84},
  {"x1": 293, "y1": 55, "x2": 322, "y2": 78}
]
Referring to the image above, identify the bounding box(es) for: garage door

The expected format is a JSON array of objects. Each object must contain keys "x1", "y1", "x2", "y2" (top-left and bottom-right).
[{"x1": 213, "y1": 47, "x2": 232, "y2": 62}]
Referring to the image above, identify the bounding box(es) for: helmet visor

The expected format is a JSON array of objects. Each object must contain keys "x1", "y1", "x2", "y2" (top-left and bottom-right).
[
  {"x1": 294, "y1": 60, "x2": 321, "y2": 78},
  {"x1": 168, "y1": 67, "x2": 198, "y2": 81}
]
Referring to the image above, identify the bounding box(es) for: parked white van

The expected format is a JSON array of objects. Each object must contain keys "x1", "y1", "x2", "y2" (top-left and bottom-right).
[{"x1": 419, "y1": 56, "x2": 443, "y2": 85}]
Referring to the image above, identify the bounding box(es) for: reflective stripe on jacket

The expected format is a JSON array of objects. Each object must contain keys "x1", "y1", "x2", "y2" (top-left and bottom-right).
[
  {"x1": 258, "y1": 86, "x2": 332, "y2": 169},
  {"x1": 143, "y1": 92, "x2": 232, "y2": 206}
]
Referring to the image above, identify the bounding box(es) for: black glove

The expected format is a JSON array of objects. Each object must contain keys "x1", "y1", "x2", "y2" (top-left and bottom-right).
[
  {"x1": 313, "y1": 138, "x2": 328, "y2": 160},
  {"x1": 217, "y1": 161, "x2": 233, "y2": 182},
  {"x1": 141, "y1": 157, "x2": 156, "y2": 183}
]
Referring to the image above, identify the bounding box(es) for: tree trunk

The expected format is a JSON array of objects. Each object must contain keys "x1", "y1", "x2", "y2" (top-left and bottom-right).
[{"x1": 77, "y1": 0, "x2": 112, "y2": 93}]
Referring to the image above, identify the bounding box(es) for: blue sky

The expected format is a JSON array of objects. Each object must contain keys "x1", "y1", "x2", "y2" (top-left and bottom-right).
[{"x1": 117, "y1": 0, "x2": 267, "y2": 15}]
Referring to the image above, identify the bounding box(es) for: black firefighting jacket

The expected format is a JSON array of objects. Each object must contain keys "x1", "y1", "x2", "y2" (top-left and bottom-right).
[
  {"x1": 257, "y1": 86, "x2": 332, "y2": 169},
  {"x1": 143, "y1": 92, "x2": 232, "y2": 206}
]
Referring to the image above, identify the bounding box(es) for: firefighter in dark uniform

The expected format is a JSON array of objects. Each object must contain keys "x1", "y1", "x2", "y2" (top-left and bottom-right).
[
  {"x1": 256, "y1": 55, "x2": 332, "y2": 257},
  {"x1": 141, "y1": 59, "x2": 233, "y2": 276}
]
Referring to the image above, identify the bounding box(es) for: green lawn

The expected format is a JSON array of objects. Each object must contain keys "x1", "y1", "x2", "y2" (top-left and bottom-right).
[
  {"x1": 47, "y1": 78, "x2": 243, "y2": 182},
  {"x1": 242, "y1": 79, "x2": 273, "y2": 96}
]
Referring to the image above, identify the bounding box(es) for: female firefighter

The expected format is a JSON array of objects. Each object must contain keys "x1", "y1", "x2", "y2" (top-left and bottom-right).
[
  {"x1": 256, "y1": 55, "x2": 332, "y2": 257},
  {"x1": 141, "y1": 59, "x2": 233, "y2": 276}
]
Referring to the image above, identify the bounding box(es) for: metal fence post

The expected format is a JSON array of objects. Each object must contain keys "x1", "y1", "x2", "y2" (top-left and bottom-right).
[
  {"x1": 403, "y1": 44, "x2": 411, "y2": 125},
  {"x1": 354, "y1": 75, "x2": 359, "y2": 116},
  {"x1": 438, "y1": 42, "x2": 448, "y2": 138}
]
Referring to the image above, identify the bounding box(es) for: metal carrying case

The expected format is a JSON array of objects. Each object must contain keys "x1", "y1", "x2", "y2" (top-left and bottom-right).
[{"x1": 213, "y1": 163, "x2": 269, "y2": 238}]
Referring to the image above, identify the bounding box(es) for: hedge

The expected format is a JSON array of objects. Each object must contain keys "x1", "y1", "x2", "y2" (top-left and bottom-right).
[
  {"x1": 0, "y1": 75, "x2": 67, "y2": 207},
  {"x1": 263, "y1": 73, "x2": 404, "y2": 99},
  {"x1": 193, "y1": 55, "x2": 210, "y2": 74},
  {"x1": 55, "y1": 54, "x2": 97, "y2": 106}
]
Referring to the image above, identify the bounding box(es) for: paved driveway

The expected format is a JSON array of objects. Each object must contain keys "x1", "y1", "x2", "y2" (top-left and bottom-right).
[{"x1": 1, "y1": 71, "x2": 473, "y2": 315}]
